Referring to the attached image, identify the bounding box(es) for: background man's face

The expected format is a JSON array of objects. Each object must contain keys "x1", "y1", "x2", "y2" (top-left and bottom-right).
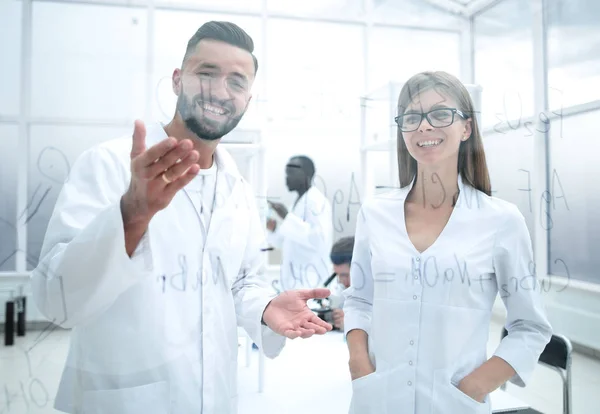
[
  {"x1": 285, "y1": 158, "x2": 307, "y2": 191},
  {"x1": 175, "y1": 39, "x2": 255, "y2": 140},
  {"x1": 334, "y1": 263, "x2": 351, "y2": 289}
]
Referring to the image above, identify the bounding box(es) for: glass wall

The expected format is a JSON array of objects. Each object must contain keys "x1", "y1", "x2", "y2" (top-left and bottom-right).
[
  {"x1": 30, "y1": 2, "x2": 147, "y2": 122},
  {"x1": 265, "y1": 19, "x2": 365, "y2": 239},
  {"x1": 0, "y1": 1, "x2": 21, "y2": 271},
  {"x1": 547, "y1": 0, "x2": 600, "y2": 111},
  {"x1": 548, "y1": 109, "x2": 599, "y2": 284},
  {"x1": 367, "y1": 26, "x2": 461, "y2": 98},
  {"x1": 474, "y1": 0, "x2": 600, "y2": 285},
  {"x1": 474, "y1": 0, "x2": 534, "y2": 130},
  {"x1": 482, "y1": 127, "x2": 535, "y2": 238},
  {"x1": 0, "y1": 1, "x2": 22, "y2": 118},
  {"x1": 0, "y1": 125, "x2": 19, "y2": 272}
]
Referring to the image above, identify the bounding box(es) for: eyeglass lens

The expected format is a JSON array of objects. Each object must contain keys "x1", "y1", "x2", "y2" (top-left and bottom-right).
[{"x1": 399, "y1": 109, "x2": 454, "y2": 131}]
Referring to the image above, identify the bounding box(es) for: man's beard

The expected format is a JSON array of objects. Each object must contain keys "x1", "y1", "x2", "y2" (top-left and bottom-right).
[{"x1": 176, "y1": 91, "x2": 245, "y2": 141}]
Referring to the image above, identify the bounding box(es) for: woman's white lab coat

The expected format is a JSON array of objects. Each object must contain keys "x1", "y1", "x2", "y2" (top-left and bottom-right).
[
  {"x1": 343, "y1": 176, "x2": 552, "y2": 414},
  {"x1": 268, "y1": 187, "x2": 333, "y2": 291},
  {"x1": 30, "y1": 123, "x2": 286, "y2": 414}
]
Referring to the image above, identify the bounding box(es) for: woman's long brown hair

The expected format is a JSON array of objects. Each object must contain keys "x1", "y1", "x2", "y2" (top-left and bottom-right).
[{"x1": 396, "y1": 71, "x2": 492, "y2": 196}]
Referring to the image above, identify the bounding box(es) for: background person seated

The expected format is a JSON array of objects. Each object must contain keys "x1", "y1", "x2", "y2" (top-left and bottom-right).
[{"x1": 325, "y1": 236, "x2": 354, "y2": 331}]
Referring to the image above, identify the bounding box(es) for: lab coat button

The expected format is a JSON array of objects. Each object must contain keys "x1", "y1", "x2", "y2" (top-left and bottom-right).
[
  {"x1": 413, "y1": 295, "x2": 417, "y2": 300},
  {"x1": 409, "y1": 361, "x2": 413, "y2": 365},
  {"x1": 410, "y1": 340, "x2": 414, "y2": 345},
  {"x1": 415, "y1": 257, "x2": 420, "y2": 262},
  {"x1": 407, "y1": 381, "x2": 412, "y2": 386}
]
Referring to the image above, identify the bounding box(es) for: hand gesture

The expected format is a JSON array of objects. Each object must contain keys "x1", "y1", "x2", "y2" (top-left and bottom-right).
[
  {"x1": 122, "y1": 120, "x2": 200, "y2": 224},
  {"x1": 268, "y1": 200, "x2": 288, "y2": 219},
  {"x1": 262, "y1": 288, "x2": 333, "y2": 339},
  {"x1": 266, "y1": 218, "x2": 277, "y2": 232}
]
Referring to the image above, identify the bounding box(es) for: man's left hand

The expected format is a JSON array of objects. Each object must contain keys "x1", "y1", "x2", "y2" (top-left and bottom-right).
[
  {"x1": 268, "y1": 201, "x2": 288, "y2": 219},
  {"x1": 262, "y1": 288, "x2": 333, "y2": 339}
]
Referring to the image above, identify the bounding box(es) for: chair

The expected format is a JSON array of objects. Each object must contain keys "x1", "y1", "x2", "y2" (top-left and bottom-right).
[{"x1": 500, "y1": 327, "x2": 573, "y2": 414}]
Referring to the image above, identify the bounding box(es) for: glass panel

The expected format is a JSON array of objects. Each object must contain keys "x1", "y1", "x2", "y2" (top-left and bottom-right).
[
  {"x1": 0, "y1": 124, "x2": 19, "y2": 272},
  {"x1": 266, "y1": 19, "x2": 364, "y2": 133},
  {"x1": 0, "y1": 1, "x2": 21, "y2": 118},
  {"x1": 156, "y1": 0, "x2": 261, "y2": 12},
  {"x1": 474, "y1": 0, "x2": 534, "y2": 129},
  {"x1": 368, "y1": 27, "x2": 461, "y2": 98},
  {"x1": 31, "y1": 2, "x2": 147, "y2": 121},
  {"x1": 549, "y1": 109, "x2": 598, "y2": 284},
  {"x1": 26, "y1": 124, "x2": 132, "y2": 270},
  {"x1": 152, "y1": 11, "x2": 264, "y2": 133},
  {"x1": 547, "y1": 0, "x2": 600, "y2": 111},
  {"x1": 482, "y1": 127, "x2": 535, "y2": 243},
  {"x1": 267, "y1": 0, "x2": 364, "y2": 20},
  {"x1": 264, "y1": 130, "x2": 362, "y2": 240},
  {"x1": 372, "y1": 0, "x2": 463, "y2": 29}
]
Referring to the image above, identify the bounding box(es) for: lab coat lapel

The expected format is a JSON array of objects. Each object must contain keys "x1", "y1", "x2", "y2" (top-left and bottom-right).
[{"x1": 203, "y1": 147, "x2": 242, "y2": 249}]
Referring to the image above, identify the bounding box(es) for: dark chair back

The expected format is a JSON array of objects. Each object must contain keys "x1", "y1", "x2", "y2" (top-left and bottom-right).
[{"x1": 500, "y1": 327, "x2": 572, "y2": 414}]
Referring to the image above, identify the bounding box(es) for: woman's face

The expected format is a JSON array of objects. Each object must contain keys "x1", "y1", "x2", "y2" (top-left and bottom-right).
[{"x1": 400, "y1": 88, "x2": 471, "y2": 167}]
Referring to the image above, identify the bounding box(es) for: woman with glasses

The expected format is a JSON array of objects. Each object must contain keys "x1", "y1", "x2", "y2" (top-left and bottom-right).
[{"x1": 343, "y1": 71, "x2": 552, "y2": 414}]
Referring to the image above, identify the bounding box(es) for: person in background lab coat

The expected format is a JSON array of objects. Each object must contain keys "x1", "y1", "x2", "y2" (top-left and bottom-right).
[
  {"x1": 327, "y1": 236, "x2": 355, "y2": 331},
  {"x1": 266, "y1": 156, "x2": 333, "y2": 292},
  {"x1": 30, "y1": 21, "x2": 332, "y2": 414},
  {"x1": 343, "y1": 71, "x2": 552, "y2": 414}
]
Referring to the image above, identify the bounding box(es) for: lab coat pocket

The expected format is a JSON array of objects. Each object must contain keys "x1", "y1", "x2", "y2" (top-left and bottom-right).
[
  {"x1": 431, "y1": 369, "x2": 490, "y2": 414},
  {"x1": 348, "y1": 372, "x2": 387, "y2": 414},
  {"x1": 81, "y1": 381, "x2": 170, "y2": 414}
]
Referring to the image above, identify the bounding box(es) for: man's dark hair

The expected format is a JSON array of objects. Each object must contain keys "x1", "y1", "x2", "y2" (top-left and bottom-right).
[
  {"x1": 292, "y1": 155, "x2": 316, "y2": 180},
  {"x1": 183, "y1": 21, "x2": 258, "y2": 74},
  {"x1": 330, "y1": 236, "x2": 355, "y2": 265}
]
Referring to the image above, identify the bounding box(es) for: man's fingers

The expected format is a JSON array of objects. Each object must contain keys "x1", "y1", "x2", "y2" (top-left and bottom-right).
[
  {"x1": 309, "y1": 313, "x2": 333, "y2": 331},
  {"x1": 131, "y1": 120, "x2": 147, "y2": 159},
  {"x1": 142, "y1": 140, "x2": 194, "y2": 178},
  {"x1": 161, "y1": 150, "x2": 199, "y2": 181},
  {"x1": 299, "y1": 288, "x2": 331, "y2": 301},
  {"x1": 164, "y1": 164, "x2": 200, "y2": 193},
  {"x1": 138, "y1": 137, "x2": 180, "y2": 169},
  {"x1": 297, "y1": 327, "x2": 315, "y2": 339},
  {"x1": 283, "y1": 329, "x2": 300, "y2": 340},
  {"x1": 302, "y1": 321, "x2": 327, "y2": 335}
]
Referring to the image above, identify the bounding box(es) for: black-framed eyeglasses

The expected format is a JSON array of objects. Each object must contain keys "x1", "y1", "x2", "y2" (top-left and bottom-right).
[{"x1": 394, "y1": 108, "x2": 469, "y2": 132}]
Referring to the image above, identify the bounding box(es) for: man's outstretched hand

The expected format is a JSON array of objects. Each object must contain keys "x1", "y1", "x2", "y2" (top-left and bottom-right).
[{"x1": 262, "y1": 288, "x2": 333, "y2": 339}]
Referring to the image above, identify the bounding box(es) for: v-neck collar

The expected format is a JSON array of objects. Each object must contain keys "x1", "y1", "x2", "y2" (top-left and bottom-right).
[{"x1": 399, "y1": 173, "x2": 467, "y2": 256}]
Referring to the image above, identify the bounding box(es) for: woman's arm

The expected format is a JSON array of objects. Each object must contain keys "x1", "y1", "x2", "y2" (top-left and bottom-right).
[
  {"x1": 343, "y1": 207, "x2": 376, "y2": 379},
  {"x1": 461, "y1": 205, "x2": 552, "y2": 400}
]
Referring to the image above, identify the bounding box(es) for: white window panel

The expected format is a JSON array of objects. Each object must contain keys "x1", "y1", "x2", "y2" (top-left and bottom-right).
[
  {"x1": 0, "y1": 1, "x2": 22, "y2": 118},
  {"x1": 265, "y1": 19, "x2": 364, "y2": 133},
  {"x1": 474, "y1": 0, "x2": 534, "y2": 129},
  {"x1": 266, "y1": 0, "x2": 364, "y2": 20},
  {"x1": 0, "y1": 124, "x2": 19, "y2": 272},
  {"x1": 547, "y1": 0, "x2": 600, "y2": 111},
  {"x1": 30, "y1": 2, "x2": 147, "y2": 122},
  {"x1": 368, "y1": 26, "x2": 461, "y2": 99},
  {"x1": 549, "y1": 109, "x2": 600, "y2": 284}
]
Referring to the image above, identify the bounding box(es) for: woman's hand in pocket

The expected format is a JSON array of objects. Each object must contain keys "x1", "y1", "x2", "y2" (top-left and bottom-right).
[
  {"x1": 457, "y1": 375, "x2": 486, "y2": 403},
  {"x1": 349, "y1": 355, "x2": 375, "y2": 381}
]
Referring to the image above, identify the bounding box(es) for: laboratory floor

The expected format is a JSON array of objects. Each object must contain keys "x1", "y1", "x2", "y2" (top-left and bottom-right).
[{"x1": 1, "y1": 319, "x2": 599, "y2": 414}]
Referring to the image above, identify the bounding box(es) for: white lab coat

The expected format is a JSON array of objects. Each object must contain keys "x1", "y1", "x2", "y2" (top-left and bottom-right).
[
  {"x1": 343, "y1": 175, "x2": 552, "y2": 414},
  {"x1": 30, "y1": 122, "x2": 286, "y2": 414},
  {"x1": 268, "y1": 187, "x2": 333, "y2": 291}
]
